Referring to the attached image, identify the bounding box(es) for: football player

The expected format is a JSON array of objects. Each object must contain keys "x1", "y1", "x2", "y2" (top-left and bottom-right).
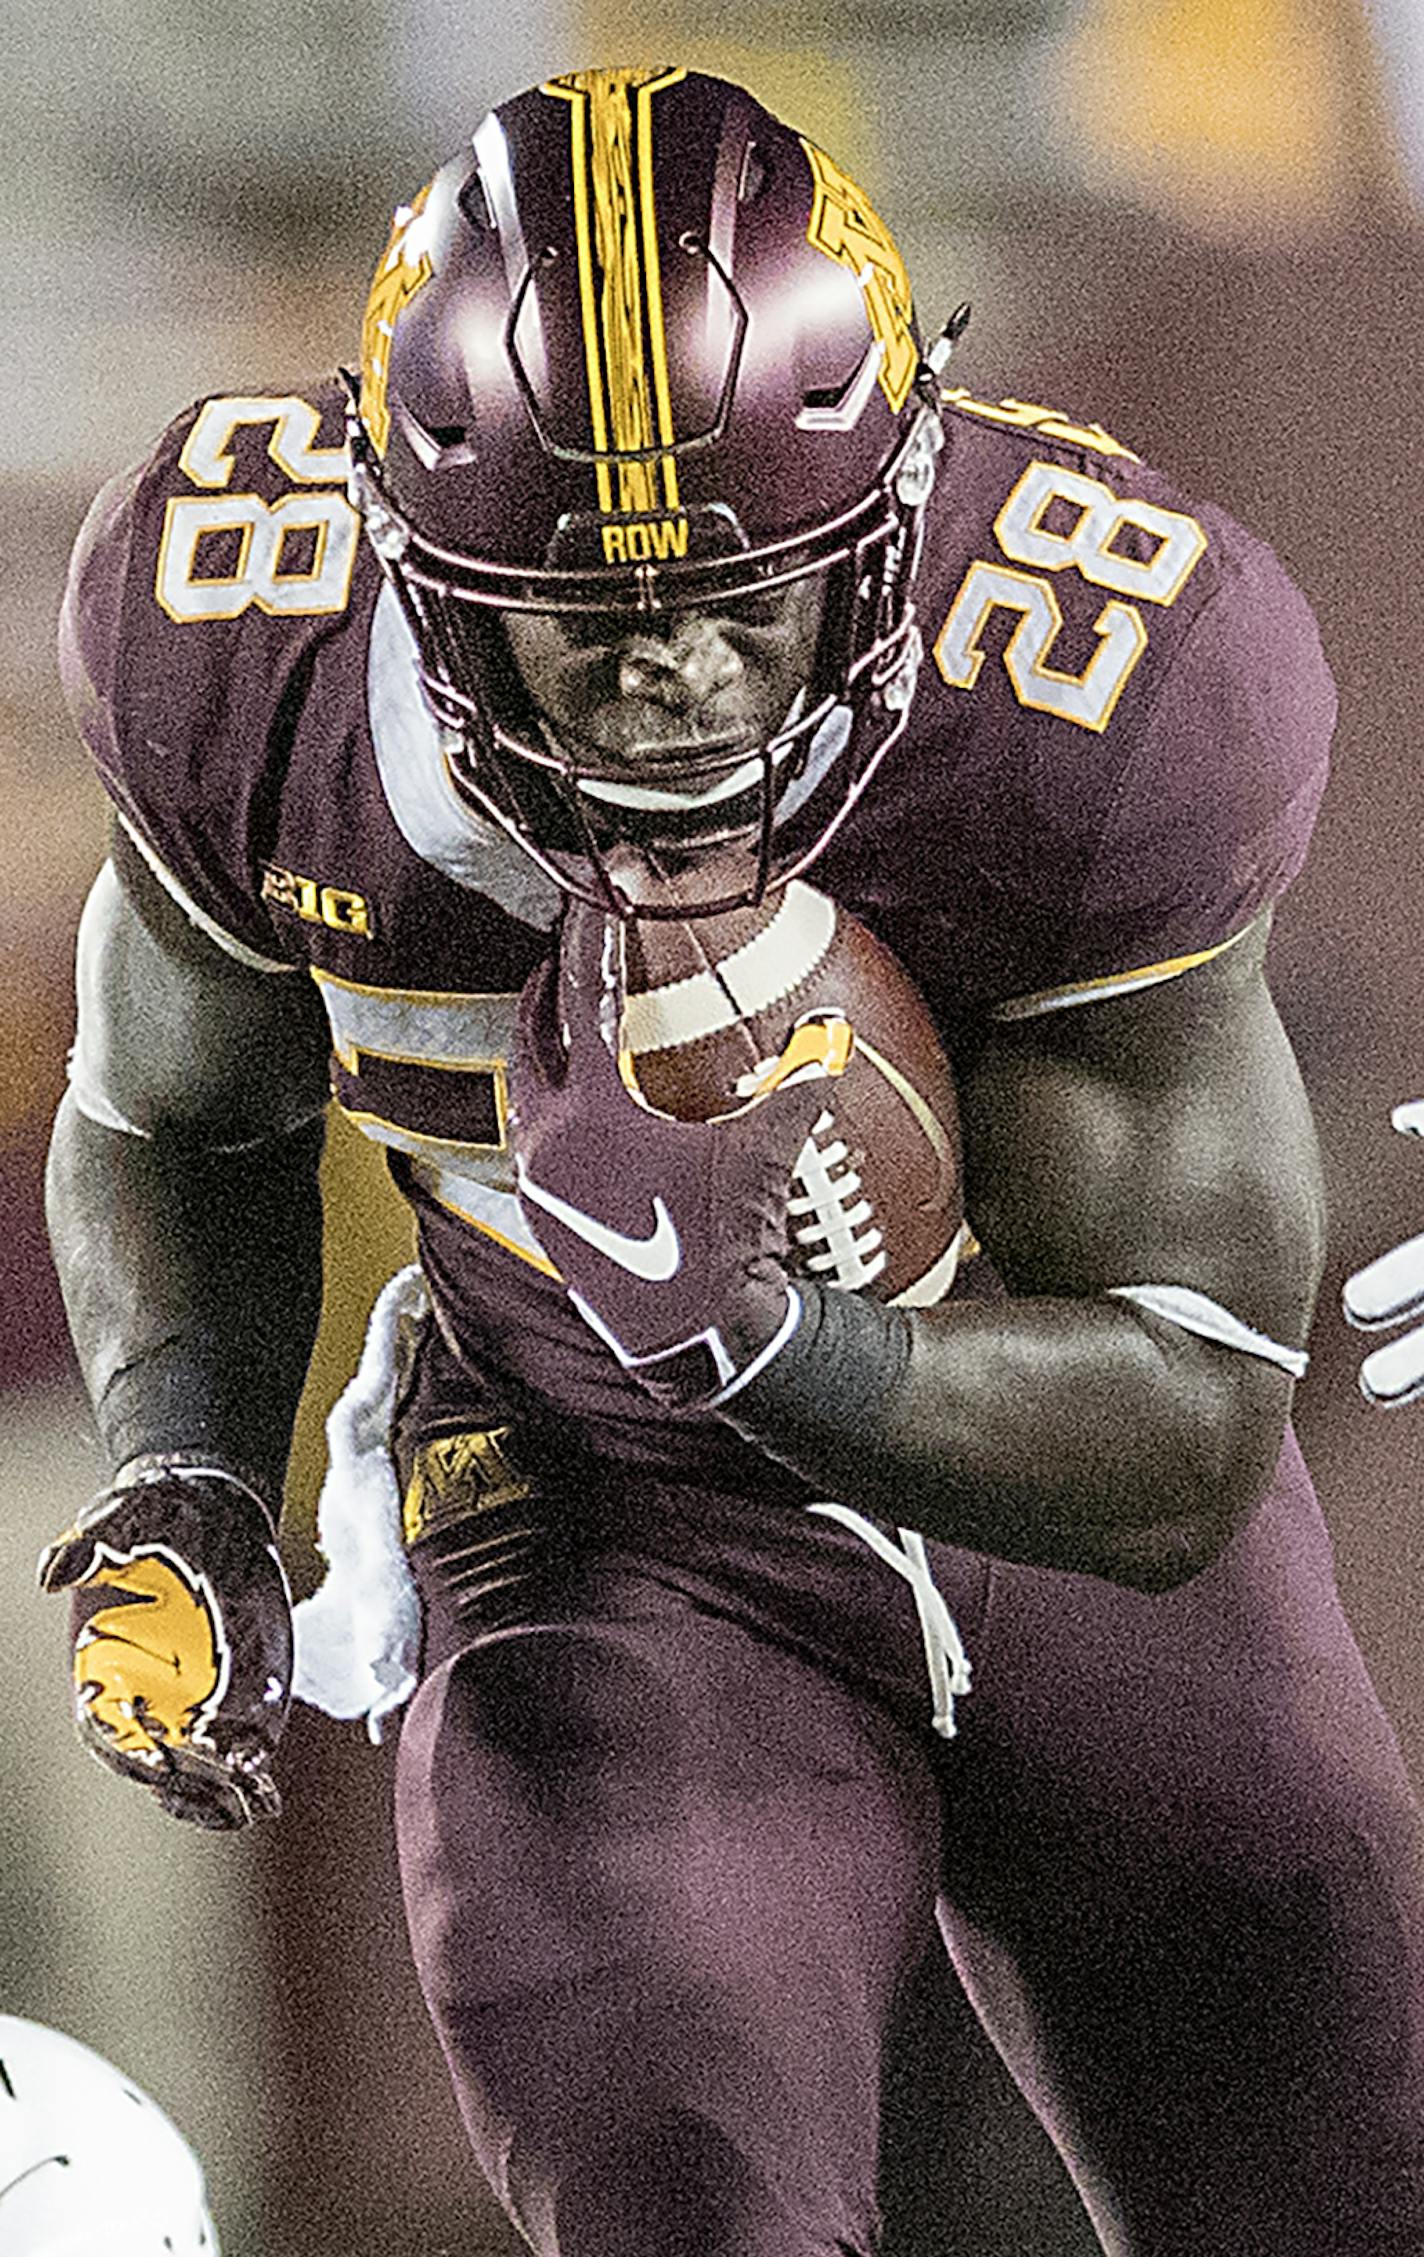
[
  {"x1": 0, "y1": 2015, "x2": 219, "y2": 2253},
  {"x1": 42, "y1": 65, "x2": 1424, "y2": 2257}
]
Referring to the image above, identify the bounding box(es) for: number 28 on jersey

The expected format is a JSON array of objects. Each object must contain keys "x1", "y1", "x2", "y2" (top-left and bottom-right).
[{"x1": 934, "y1": 459, "x2": 1206, "y2": 735}]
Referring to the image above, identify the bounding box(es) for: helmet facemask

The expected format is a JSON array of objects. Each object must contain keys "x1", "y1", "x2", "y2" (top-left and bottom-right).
[
  {"x1": 348, "y1": 391, "x2": 939, "y2": 917},
  {"x1": 346, "y1": 68, "x2": 944, "y2": 918}
]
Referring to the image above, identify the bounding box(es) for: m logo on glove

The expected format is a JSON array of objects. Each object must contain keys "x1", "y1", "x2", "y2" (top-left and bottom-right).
[
  {"x1": 71, "y1": 1542, "x2": 228, "y2": 1760},
  {"x1": 39, "y1": 1460, "x2": 293, "y2": 1829}
]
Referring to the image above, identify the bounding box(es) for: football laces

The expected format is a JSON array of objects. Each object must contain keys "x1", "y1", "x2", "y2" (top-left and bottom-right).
[{"x1": 730, "y1": 1064, "x2": 888, "y2": 1293}]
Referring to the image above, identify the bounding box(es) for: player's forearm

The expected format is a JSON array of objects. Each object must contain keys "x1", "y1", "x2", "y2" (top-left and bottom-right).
[
  {"x1": 45, "y1": 1089, "x2": 326, "y2": 1508},
  {"x1": 727, "y1": 1279, "x2": 1288, "y2": 1589}
]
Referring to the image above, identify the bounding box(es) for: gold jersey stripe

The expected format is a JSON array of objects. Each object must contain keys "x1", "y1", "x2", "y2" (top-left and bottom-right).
[
  {"x1": 310, "y1": 965, "x2": 516, "y2": 1009},
  {"x1": 543, "y1": 68, "x2": 685, "y2": 518},
  {"x1": 991, "y1": 923, "x2": 1254, "y2": 1022}
]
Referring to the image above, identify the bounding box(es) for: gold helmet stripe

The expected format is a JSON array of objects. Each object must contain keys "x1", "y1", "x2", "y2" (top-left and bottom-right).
[
  {"x1": 636, "y1": 74, "x2": 681, "y2": 511},
  {"x1": 543, "y1": 68, "x2": 686, "y2": 520},
  {"x1": 557, "y1": 82, "x2": 614, "y2": 510}
]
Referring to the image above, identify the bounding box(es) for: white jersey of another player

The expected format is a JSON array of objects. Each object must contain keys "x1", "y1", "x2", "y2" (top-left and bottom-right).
[{"x1": 1343, "y1": 1100, "x2": 1424, "y2": 1404}]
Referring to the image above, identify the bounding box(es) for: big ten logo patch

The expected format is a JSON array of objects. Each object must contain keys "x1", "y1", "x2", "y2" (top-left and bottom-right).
[{"x1": 262, "y1": 864, "x2": 374, "y2": 938}]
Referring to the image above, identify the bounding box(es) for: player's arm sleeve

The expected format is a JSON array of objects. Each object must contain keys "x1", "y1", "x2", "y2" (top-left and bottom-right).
[
  {"x1": 728, "y1": 914, "x2": 1325, "y2": 1590},
  {"x1": 47, "y1": 824, "x2": 334, "y2": 1509}
]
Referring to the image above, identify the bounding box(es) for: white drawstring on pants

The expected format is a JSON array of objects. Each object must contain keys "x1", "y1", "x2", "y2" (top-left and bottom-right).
[{"x1": 807, "y1": 1502, "x2": 972, "y2": 1738}]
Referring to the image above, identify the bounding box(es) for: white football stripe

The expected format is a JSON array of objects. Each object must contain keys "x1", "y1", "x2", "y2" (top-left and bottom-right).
[
  {"x1": 889, "y1": 1222, "x2": 972, "y2": 1308},
  {"x1": 623, "y1": 882, "x2": 838, "y2": 1053}
]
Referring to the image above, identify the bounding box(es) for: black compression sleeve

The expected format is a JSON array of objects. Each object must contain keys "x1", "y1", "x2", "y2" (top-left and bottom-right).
[
  {"x1": 725, "y1": 1280, "x2": 916, "y2": 1515},
  {"x1": 721, "y1": 1262, "x2": 1294, "y2": 1589},
  {"x1": 47, "y1": 1102, "x2": 326, "y2": 1511}
]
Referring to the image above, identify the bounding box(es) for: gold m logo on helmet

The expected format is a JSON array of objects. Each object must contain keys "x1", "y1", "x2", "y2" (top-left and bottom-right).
[
  {"x1": 73, "y1": 1544, "x2": 229, "y2": 1759},
  {"x1": 360, "y1": 183, "x2": 436, "y2": 458},
  {"x1": 802, "y1": 144, "x2": 917, "y2": 414}
]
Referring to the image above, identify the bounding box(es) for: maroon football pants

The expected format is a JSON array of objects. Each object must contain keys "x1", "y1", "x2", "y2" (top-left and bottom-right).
[{"x1": 394, "y1": 1413, "x2": 1424, "y2": 2257}]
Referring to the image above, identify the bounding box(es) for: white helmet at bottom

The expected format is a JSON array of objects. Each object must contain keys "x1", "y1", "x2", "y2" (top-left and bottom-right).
[{"x1": 0, "y1": 2015, "x2": 219, "y2": 2254}]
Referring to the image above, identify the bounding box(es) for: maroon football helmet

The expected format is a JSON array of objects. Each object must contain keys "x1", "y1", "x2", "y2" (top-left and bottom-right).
[{"x1": 345, "y1": 66, "x2": 948, "y2": 915}]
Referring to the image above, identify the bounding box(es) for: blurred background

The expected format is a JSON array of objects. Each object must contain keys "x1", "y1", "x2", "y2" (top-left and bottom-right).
[{"x1": 4, "y1": 2, "x2": 1424, "y2": 2250}]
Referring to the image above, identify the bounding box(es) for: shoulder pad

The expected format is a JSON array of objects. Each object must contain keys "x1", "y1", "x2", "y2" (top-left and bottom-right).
[
  {"x1": 58, "y1": 380, "x2": 371, "y2": 966},
  {"x1": 826, "y1": 400, "x2": 1334, "y2": 1016}
]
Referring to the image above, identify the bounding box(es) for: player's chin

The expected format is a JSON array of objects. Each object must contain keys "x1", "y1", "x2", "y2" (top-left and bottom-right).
[
  {"x1": 539, "y1": 714, "x2": 816, "y2": 911},
  {"x1": 575, "y1": 769, "x2": 775, "y2": 911}
]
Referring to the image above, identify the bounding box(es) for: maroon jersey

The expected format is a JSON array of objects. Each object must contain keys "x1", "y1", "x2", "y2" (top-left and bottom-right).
[{"x1": 59, "y1": 379, "x2": 1335, "y2": 1481}]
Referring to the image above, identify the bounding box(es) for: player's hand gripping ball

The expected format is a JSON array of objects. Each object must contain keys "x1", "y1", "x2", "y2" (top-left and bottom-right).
[
  {"x1": 620, "y1": 879, "x2": 965, "y2": 1306},
  {"x1": 511, "y1": 889, "x2": 964, "y2": 1411},
  {"x1": 512, "y1": 898, "x2": 846, "y2": 1410},
  {"x1": 37, "y1": 1458, "x2": 293, "y2": 1829}
]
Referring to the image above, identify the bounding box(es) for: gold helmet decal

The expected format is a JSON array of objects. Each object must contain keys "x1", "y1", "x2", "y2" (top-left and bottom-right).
[
  {"x1": 360, "y1": 182, "x2": 436, "y2": 458},
  {"x1": 542, "y1": 68, "x2": 689, "y2": 554},
  {"x1": 801, "y1": 143, "x2": 917, "y2": 414},
  {"x1": 72, "y1": 1543, "x2": 229, "y2": 1760}
]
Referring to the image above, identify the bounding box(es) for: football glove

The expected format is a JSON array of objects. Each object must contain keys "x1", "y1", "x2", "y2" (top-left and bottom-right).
[
  {"x1": 1342, "y1": 1099, "x2": 1424, "y2": 1407},
  {"x1": 510, "y1": 901, "x2": 847, "y2": 1412},
  {"x1": 38, "y1": 1455, "x2": 293, "y2": 1829}
]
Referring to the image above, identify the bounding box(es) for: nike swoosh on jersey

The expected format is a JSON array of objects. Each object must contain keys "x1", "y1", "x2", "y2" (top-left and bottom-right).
[{"x1": 515, "y1": 1159, "x2": 683, "y2": 1281}]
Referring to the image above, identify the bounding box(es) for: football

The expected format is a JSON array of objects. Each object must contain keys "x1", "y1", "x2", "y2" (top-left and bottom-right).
[{"x1": 621, "y1": 882, "x2": 966, "y2": 1308}]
